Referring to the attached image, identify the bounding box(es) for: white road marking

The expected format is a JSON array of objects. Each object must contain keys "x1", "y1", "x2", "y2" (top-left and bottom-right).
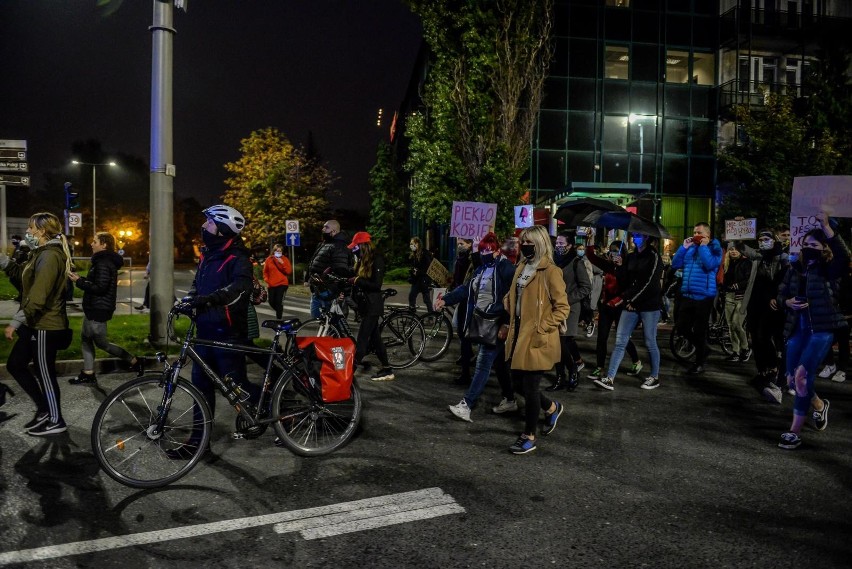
[{"x1": 0, "y1": 488, "x2": 463, "y2": 566}]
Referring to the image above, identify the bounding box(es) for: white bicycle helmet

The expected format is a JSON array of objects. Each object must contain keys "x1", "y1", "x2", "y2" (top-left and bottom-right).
[{"x1": 203, "y1": 204, "x2": 246, "y2": 236}]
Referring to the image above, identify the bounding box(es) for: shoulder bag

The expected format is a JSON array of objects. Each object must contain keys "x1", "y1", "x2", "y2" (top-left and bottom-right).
[{"x1": 467, "y1": 267, "x2": 501, "y2": 347}]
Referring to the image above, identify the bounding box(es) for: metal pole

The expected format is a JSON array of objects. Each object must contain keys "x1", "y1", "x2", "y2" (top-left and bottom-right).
[
  {"x1": 0, "y1": 185, "x2": 7, "y2": 252},
  {"x1": 149, "y1": 0, "x2": 176, "y2": 346},
  {"x1": 92, "y1": 165, "x2": 97, "y2": 236}
]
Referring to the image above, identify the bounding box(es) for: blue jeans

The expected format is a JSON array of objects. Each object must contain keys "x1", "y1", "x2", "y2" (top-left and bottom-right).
[
  {"x1": 607, "y1": 309, "x2": 661, "y2": 379},
  {"x1": 463, "y1": 341, "x2": 505, "y2": 407},
  {"x1": 785, "y1": 326, "x2": 834, "y2": 417},
  {"x1": 310, "y1": 293, "x2": 332, "y2": 319}
]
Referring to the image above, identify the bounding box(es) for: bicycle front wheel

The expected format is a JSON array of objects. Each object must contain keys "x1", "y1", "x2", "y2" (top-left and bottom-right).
[
  {"x1": 294, "y1": 318, "x2": 342, "y2": 338},
  {"x1": 380, "y1": 311, "x2": 426, "y2": 369},
  {"x1": 418, "y1": 311, "x2": 453, "y2": 362},
  {"x1": 271, "y1": 372, "x2": 362, "y2": 456},
  {"x1": 91, "y1": 373, "x2": 212, "y2": 489},
  {"x1": 669, "y1": 326, "x2": 696, "y2": 363}
]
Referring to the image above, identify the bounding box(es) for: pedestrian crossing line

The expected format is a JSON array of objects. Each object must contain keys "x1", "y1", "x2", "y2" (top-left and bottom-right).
[{"x1": 0, "y1": 488, "x2": 464, "y2": 565}]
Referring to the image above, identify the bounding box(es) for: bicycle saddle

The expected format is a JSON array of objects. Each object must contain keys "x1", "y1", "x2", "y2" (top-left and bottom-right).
[
  {"x1": 382, "y1": 289, "x2": 398, "y2": 299},
  {"x1": 261, "y1": 318, "x2": 301, "y2": 332}
]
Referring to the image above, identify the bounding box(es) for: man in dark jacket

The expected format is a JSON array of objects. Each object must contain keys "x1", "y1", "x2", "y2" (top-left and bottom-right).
[
  {"x1": 68, "y1": 232, "x2": 140, "y2": 384},
  {"x1": 184, "y1": 204, "x2": 254, "y2": 426},
  {"x1": 308, "y1": 219, "x2": 354, "y2": 318}
]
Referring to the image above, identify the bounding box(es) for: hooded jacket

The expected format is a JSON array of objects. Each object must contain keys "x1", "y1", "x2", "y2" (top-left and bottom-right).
[
  {"x1": 75, "y1": 249, "x2": 124, "y2": 322},
  {"x1": 190, "y1": 235, "x2": 253, "y2": 340},
  {"x1": 617, "y1": 244, "x2": 663, "y2": 312},
  {"x1": 672, "y1": 239, "x2": 723, "y2": 300},
  {"x1": 4, "y1": 239, "x2": 69, "y2": 331}
]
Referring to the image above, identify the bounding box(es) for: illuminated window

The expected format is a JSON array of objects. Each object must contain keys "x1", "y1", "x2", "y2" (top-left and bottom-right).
[
  {"x1": 692, "y1": 52, "x2": 714, "y2": 86},
  {"x1": 665, "y1": 50, "x2": 690, "y2": 84},
  {"x1": 606, "y1": 0, "x2": 630, "y2": 6},
  {"x1": 605, "y1": 45, "x2": 629, "y2": 80}
]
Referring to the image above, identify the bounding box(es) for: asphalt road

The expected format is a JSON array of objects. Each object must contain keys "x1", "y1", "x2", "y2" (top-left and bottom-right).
[{"x1": 1, "y1": 291, "x2": 851, "y2": 568}]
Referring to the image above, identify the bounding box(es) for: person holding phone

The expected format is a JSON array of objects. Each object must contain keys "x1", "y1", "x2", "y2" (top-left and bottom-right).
[
  {"x1": 776, "y1": 213, "x2": 849, "y2": 450},
  {"x1": 671, "y1": 222, "x2": 723, "y2": 374}
]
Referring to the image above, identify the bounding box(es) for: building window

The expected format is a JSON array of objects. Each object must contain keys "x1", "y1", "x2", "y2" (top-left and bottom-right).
[
  {"x1": 604, "y1": 115, "x2": 629, "y2": 152},
  {"x1": 605, "y1": 0, "x2": 630, "y2": 6},
  {"x1": 664, "y1": 118, "x2": 688, "y2": 155},
  {"x1": 693, "y1": 52, "x2": 715, "y2": 85},
  {"x1": 666, "y1": 50, "x2": 690, "y2": 83},
  {"x1": 605, "y1": 45, "x2": 630, "y2": 80}
]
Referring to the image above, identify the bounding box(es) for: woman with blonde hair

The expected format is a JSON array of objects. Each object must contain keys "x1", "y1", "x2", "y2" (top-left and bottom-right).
[
  {"x1": 502, "y1": 225, "x2": 570, "y2": 454},
  {"x1": 0, "y1": 212, "x2": 73, "y2": 435}
]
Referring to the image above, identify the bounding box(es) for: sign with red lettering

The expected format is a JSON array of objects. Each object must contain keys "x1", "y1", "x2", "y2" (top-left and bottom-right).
[
  {"x1": 789, "y1": 176, "x2": 852, "y2": 253},
  {"x1": 450, "y1": 201, "x2": 497, "y2": 241}
]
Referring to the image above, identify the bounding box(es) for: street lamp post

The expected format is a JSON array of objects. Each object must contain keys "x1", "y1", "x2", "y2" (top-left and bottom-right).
[{"x1": 71, "y1": 160, "x2": 116, "y2": 236}]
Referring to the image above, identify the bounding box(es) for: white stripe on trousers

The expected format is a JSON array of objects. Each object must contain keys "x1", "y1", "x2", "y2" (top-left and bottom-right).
[{"x1": 36, "y1": 329, "x2": 60, "y2": 422}]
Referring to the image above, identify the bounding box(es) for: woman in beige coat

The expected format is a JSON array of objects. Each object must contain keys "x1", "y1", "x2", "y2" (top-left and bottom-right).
[{"x1": 502, "y1": 225, "x2": 571, "y2": 454}]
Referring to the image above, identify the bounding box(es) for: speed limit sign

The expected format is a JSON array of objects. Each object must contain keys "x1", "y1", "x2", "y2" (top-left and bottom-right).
[
  {"x1": 285, "y1": 219, "x2": 299, "y2": 233},
  {"x1": 68, "y1": 212, "x2": 83, "y2": 228}
]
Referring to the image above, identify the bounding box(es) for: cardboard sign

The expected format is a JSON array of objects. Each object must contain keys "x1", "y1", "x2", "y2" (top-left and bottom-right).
[
  {"x1": 514, "y1": 205, "x2": 534, "y2": 228},
  {"x1": 724, "y1": 218, "x2": 757, "y2": 240},
  {"x1": 426, "y1": 258, "x2": 452, "y2": 286},
  {"x1": 450, "y1": 201, "x2": 497, "y2": 241},
  {"x1": 789, "y1": 176, "x2": 852, "y2": 252}
]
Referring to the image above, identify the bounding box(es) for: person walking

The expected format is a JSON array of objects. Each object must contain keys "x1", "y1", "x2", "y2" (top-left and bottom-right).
[
  {"x1": 547, "y1": 232, "x2": 591, "y2": 391},
  {"x1": 776, "y1": 214, "x2": 849, "y2": 450},
  {"x1": 817, "y1": 256, "x2": 850, "y2": 383},
  {"x1": 592, "y1": 232, "x2": 664, "y2": 391},
  {"x1": 720, "y1": 242, "x2": 751, "y2": 363},
  {"x1": 451, "y1": 238, "x2": 476, "y2": 386},
  {"x1": 346, "y1": 232, "x2": 395, "y2": 382},
  {"x1": 307, "y1": 220, "x2": 353, "y2": 318},
  {"x1": 671, "y1": 222, "x2": 723, "y2": 374},
  {"x1": 437, "y1": 233, "x2": 516, "y2": 421},
  {"x1": 503, "y1": 225, "x2": 570, "y2": 454},
  {"x1": 68, "y1": 232, "x2": 142, "y2": 385},
  {"x1": 0, "y1": 212, "x2": 74, "y2": 435},
  {"x1": 263, "y1": 243, "x2": 291, "y2": 320},
  {"x1": 408, "y1": 236, "x2": 433, "y2": 312}
]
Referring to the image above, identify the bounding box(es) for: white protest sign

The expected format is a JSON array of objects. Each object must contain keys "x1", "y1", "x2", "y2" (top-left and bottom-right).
[
  {"x1": 450, "y1": 201, "x2": 497, "y2": 241},
  {"x1": 514, "y1": 205, "x2": 534, "y2": 228},
  {"x1": 789, "y1": 176, "x2": 852, "y2": 253},
  {"x1": 724, "y1": 218, "x2": 756, "y2": 240}
]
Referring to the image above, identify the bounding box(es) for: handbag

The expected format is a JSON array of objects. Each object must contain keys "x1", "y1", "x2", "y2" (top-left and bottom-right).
[
  {"x1": 468, "y1": 308, "x2": 501, "y2": 347},
  {"x1": 250, "y1": 275, "x2": 268, "y2": 306}
]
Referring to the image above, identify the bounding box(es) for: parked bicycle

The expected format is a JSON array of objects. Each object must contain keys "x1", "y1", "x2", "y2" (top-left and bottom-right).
[
  {"x1": 669, "y1": 295, "x2": 736, "y2": 362},
  {"x1": 418, "y1": 308, "x2": 454, "y2": 362},
  {"x1": 91, "y1": 303, "x2": 362, "y2": 488}
]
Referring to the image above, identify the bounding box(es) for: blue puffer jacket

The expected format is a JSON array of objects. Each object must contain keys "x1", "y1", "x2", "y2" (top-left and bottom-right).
[
  {"x1": 190, "y1": 236, "x2": 253, "y2": 340},
  {"x1": 442, "y1": 257, "x2": 515, "y2": 332},
  {"x1": 671, "y1": 239, "x2": 723, "y2": 300}
]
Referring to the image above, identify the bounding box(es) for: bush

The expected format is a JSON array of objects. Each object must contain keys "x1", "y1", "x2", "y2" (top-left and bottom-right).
[{"x1": 384, "y1": 267, "x2": 411, "y2": 284}]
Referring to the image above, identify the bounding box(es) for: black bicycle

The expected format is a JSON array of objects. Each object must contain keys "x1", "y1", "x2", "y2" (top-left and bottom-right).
[{"x1": 91, "y1": 304, "x2": 362, "y2": 488}]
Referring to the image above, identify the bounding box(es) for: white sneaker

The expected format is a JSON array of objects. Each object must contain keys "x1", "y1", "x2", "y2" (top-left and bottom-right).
[
  {"x1": 818, "y1": 364, "x2": 837, "y2": 378},
  {"x1": 448, "y1": 399, "x2": 473, "y2": 422},
  {"x1": 492, "y1": 397, "x2": 518, "y2": 414},
  {"x1": 831, "y1": 370, "x2": 846, "y2": 383}
]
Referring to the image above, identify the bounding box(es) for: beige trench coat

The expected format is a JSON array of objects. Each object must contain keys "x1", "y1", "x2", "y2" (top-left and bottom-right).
[{"x1": 504, "y1": 256, "x2": 570, "y2": 371}]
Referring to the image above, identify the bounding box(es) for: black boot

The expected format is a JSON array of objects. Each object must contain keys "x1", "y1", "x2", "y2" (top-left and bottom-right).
[
  {"x1": 545, "y1": 375, "x2": 567, "y2": 392},
  {"x1": 69, "y1": 372, "x2": 97, "y2": 385},
  {"x1": 566, "y1": 371, "x2": 579, "y2": 391}
]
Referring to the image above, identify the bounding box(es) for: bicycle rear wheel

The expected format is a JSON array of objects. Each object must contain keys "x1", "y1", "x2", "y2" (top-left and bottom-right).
[
  {"x1": 418, "y1": 311, "x2": 453, "y2": 362},
  {"x1": 271, "y1": 372, "x2": 362, "y2": 456},
  {"x1": 294, "y1": 318, "x2": 342, "y2": 338},
  {"x1": 380, "y1": 311, "x2": 426, "y2": 368},
  {"x1": 91, "y1": 373, "x2": 212, "y2": 488},
  {"x1": 669, "y1": 326, "x2": 696, "y2": 363}
]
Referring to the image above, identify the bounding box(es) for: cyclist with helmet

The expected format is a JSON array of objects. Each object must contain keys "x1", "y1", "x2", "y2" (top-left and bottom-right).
[{"x1": 181, "y1": 204, "x2": 254, "y2": 448}]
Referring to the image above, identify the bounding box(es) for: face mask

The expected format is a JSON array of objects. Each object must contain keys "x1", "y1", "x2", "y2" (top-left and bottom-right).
[
  {"x1": 554, "y1": 245, "x2": 568, "y2": 256},
  {"x1": 202, "y1": 230, "x2": 229, "y2": 248},
  {"x1": 274, "y1": 251, "x2": 283, "y2": 258},
  {"x1": 675, "y1": 270, "x2": 683, "y2": 278},
  {"x1": 758, "y1": 240, "x2": 774, "y2": 251},
  {"x1": 410, "y1": 244, "x2": 417, "y2": 252},
  {"x1": 801, "y1": 247, "x2": 821, "y2": 263},
  {"x1": 321, "y1": 232, "x2": 333, "y2": 242},
  {"x1": 24, "y1": 232, "x2": 40, "y2": 249},
  {"x1": 520, "y1": 244, "x2": 535, "y2": 260},
  {"x1": 576, "y1": 249, "x2": 585, "y2": 258},
  {"x1": 352, "y1": 247, "x2": 362, "y2": 259},
  {"x1": 633, "y1": 236, "x2": 645, "y2": 249}
]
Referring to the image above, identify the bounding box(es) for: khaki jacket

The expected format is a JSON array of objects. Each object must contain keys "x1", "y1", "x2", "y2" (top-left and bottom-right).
[{"x1": 504, "y1": 256, "x2": 570, "y2": 370}]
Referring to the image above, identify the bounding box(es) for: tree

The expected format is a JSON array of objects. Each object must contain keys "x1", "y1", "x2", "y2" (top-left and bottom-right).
[
  {"x1": 367, "y1": 141, "x2": 408, "y2": 265},
  {"x1": 404, "y1": 0, "x2": 553, "y2": 235},
  {"x1": 222, "y1": 127, "x2": 332, "y2": 250},
  {"x1": 804, "y1": 43, "x2": 852, "y2": 175},
  {"x1": 716, "y1": 92, "x2": 840, "y2": 229}
]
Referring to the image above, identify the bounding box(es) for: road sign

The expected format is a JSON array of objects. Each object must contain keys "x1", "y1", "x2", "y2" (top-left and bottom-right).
[
  {"x1": 0, "y1": 174, "x2": 30, "y2": 186},
  {"x1": 285, "y1": 219, "x2": 300, "y2": 233},
  {"x1": 68, "y1": 212, "x2": 83, "y2": 228},
  {"x1": 0, "y1": 150, "x2": 26, "y2": 160},
  {"x1": 0, "y1": 161, "x2": 27, "y2": 172},
  {"x1": 286, "y1": 232, "x2": 301, "y2": 247},
  {"x1": 0, "y1": 140, "x2": 27, "y2": 163}
]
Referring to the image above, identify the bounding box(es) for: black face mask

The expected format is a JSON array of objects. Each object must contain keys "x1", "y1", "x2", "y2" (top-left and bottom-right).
[
  {"x1": 801, "y1": 247, "x2": 822, "y2": 264},
  {"x1": 479, "y1": 252, "x2": 494, "y2": 265},
  {"x1": 520, "y1": 244, "x2": 536, "y2": 260},
  {"x1": 202, "y1": 229, "x2": 231, "y2": 248},
  {"x1": 322, "y1": 232, "x2": 333, "y2": 242}
]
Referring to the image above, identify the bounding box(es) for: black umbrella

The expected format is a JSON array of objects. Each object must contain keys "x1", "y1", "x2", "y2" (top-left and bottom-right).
[
  {"x1": 582, "y1": 210, "x2": 672, "y2": 239},
  {"x1": 554, "y1": 197, "x2": 625, "y2": 227}
]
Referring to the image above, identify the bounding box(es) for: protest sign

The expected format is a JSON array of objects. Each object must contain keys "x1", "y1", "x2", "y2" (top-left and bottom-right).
[
  {"x1": 724, "y1": 218, "x2": 757, "y2": 240},
  {"x1": 789, "y1": 176, "x2": 852, "y2": 252},
  {"x1": 514, "y1": 205, "x2": 534, "y2": 228},
  {"x1": 426, "y1": 258, "x2": 452, "y2": 287},
  {"x1": 450, "y1": 201, "x2": 497, "y2": 241}
]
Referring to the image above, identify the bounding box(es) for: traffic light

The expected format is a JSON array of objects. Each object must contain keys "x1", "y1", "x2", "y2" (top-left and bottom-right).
[{"x1": 64, "y1": 182, "x2": 80, "y2": 210}]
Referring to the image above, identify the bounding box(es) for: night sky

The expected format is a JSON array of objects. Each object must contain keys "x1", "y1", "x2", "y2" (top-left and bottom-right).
[{"x1": 0, "y1": 0, "x2": 423, "y2": 213}]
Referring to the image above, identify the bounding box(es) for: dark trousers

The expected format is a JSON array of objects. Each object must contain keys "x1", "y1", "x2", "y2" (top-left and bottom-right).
[
  {"x1": 191, "y1": 341, "x2": 249, "y2": 420},
  {"x1": 748, "y1": 306, "x2": 784, "y2": 375},
  {"x1": 554, "y1": 336, "x2": 579, "y2": 380},
  {"x1": 596, "y1": 304, "x2": 638, "y2": 369},
  {"x1": 408, "y1": 283, "x2": 432, "y2": 312},
  {"x1": 7, "y1": 326, "x2": 65, "y2": 422},
  {"x1": 515, "y1": 370, "x2": 551, "y2": 436},
  {"x1": 823, "y1": 324, "x2": 850, "y2": 370},
  {"x1": 355, "y1": 314, "x2": 389, "y2": 368},
  {"x1": 676, "y1": 296, "x2": 715, "y2": 366},
  {"x1": 268, "y1": 285, "x2": 288, "y2": 319}
]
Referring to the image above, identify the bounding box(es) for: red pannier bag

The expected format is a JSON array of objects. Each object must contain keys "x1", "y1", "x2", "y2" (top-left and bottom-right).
[{"x1": 295, "y1": 336, "x2": 355, "y2": 403}]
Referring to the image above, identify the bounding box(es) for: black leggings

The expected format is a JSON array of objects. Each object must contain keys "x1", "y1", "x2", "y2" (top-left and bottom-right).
[
  {"x1": 516, "y1": 370, "x2": 552, "y2": 436},
  {"x1": 823, "y1": 325, "x2": 850, "y2": 370},
  {"x1": 6, "y1": 326, "x2": 66, "y2": 422},
  {"x1": 267, "y1": 285, "x2": 288, "y2": 319},
  {"x1": 555, "y1": 336, "x2": 579, "y2": 379},
  {"x1": 355, "y1": 314, "x2": 389, "y2": 367}
]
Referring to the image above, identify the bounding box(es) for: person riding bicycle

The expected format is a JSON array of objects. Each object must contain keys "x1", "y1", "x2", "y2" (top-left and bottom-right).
[
  {"x1": 346, "y1": 232, "x2": 395, "y2": 382},
  {"x1": 181, "y1": 205, "x2": 254, "y2": 448}
]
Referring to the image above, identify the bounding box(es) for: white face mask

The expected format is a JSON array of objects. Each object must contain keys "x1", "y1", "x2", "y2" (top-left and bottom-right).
[
  {"x1": 24, "y1": 232, "x2": 41, "y2": 249},
  {"x1": 410, "y1": 244, "x2": 417, "y2": 252},
  {"x1": 758, "y1": 240, "x2": 774, "y2": 251},
  {"x1": 274, "y1": 251, "x2": 282, "y2": 258}
]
